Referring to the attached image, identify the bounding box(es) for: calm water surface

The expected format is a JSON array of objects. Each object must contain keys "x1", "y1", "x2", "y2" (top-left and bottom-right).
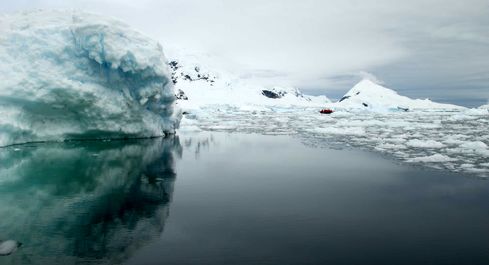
[{"x1": 1, "y1": 132, "x2": 489, "y2": 265}]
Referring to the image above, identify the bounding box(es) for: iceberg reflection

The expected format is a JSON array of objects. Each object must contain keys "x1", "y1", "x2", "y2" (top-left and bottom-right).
[{"x1": 0, "y1": 136, "x2": 181, "y2": 264}]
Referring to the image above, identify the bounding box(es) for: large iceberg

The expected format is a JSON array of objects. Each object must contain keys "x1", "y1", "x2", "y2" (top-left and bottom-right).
[{"x1": 0, "y1": 10, "x2": 180, "y2": 147}]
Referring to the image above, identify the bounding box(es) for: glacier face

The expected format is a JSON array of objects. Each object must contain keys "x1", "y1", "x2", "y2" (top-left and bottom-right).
[{"x1": 0, "y1": 10, "x2": 180, "y2": 147}]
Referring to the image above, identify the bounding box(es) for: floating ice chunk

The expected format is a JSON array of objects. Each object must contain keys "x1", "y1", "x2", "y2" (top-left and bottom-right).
[
  {"x1": 459, "y1": 164, "x2": 489, "y2": 173},
  {"x1": 310, "y1": 127, "x2": 366, "y2": 136},
  {"x1": 407, "y1": 154, "x2": 456, "y2": 163},
  {"x1": 376, "y1": 143, "x2": 407, "y2": 150},
  {"x1": 0, "y1": 240, "x2": 22, "y2": 256},
  {"x1": 443, "y1": 134, "x2": 468, "y2": 145},
  {"x1": 459, "y1": 141, "x2": 488, "y2": 150},
  {"x1": 465, "y1": 108, "x2": 488, "y2": 115},
  {"x1": 458, "y1": 141, "x2": 489, "y2": 157},
  {"x1": 406, "y1": 139, "x2": 445, "y2": 148}
]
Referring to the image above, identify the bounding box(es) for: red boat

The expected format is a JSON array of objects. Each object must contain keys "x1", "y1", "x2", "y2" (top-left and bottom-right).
[{"x1": 320, "y1": 109, "x2": 334, "y2": 114}]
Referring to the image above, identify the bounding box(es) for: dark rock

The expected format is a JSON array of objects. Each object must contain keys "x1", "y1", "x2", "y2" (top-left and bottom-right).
[
  {"x1": 362, "y1": 103, "x2": 369, "y2": 107},
  {"x1": 339, "y1": 95, "x2": 350, "y2": 102},
  {"x1": 169, "y1": 61, "x2": 179, "y2": 70},
  {"x1": 175, "y1": 89, "x2": 188, "y2": 100},
  {"x1": 262, "y1": 90, "x2": 285, "y2": 99},
  {"x1": 397, "y1": 106, "x2": 409, "y2": 112},
  {"x1": 184, "y1": 74, "x2": 192, "y2": 81}
]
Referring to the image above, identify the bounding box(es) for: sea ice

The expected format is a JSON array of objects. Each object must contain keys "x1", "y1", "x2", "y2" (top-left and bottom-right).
[
  {"x1": 407, "y1": 154, "x2": 457, "y2": 163},
  {"x1": 180, "y1": 105, "x2": 489, "y2": 176}
]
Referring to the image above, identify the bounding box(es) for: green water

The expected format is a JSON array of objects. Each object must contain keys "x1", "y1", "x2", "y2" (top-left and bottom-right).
[
  {"x1": 0, "y1": 137, "x2": 180, "y2": 264},
  {"x1": 2, "y1": 132, "x2": 489, "y2": 265}
]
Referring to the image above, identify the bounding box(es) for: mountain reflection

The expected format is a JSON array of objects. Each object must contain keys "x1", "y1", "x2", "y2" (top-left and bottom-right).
[{"x1": 0, "y1": 137, "x2": 181, "y2": 265}]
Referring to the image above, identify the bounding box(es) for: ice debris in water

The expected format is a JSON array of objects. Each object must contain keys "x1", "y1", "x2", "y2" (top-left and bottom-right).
[
  {"x1": 180, "y1": 106, "x2": 489, "y2": 177},
  {"x1": 0, "y1": 10, "x2": 180, "y2": 147},
  {"x1": 0, "y1": 240, "x2": 21, "y2": 256}
]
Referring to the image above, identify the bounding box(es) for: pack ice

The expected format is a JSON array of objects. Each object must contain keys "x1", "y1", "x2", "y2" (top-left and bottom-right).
[{"x1": 0, "y1": 10, "x2": 180, "y2": 147}]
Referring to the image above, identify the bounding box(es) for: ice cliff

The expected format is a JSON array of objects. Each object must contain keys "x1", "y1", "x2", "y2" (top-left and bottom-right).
[{"x1": 0, "y1": 10, "x2": 180, "y2": 147}]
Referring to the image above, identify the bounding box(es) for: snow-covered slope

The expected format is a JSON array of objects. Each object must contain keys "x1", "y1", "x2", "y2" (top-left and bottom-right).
[
  {"x1": 332, "y1": 80, "x2": 464, "y2": 111},
  {"x1": 0, "y1": 10, "x2": 180, "y2": 147},
  {"x1": 167, "y1": 51, "x2": 330, "y2": 111},
  {"x1": 479, "y1": 104, "x2": 489, "y2": 110}
]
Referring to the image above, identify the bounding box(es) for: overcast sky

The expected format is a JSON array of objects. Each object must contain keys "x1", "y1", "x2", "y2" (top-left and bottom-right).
[{"x1": 1, "y1": 0, "x2": 488, "y2": 106}]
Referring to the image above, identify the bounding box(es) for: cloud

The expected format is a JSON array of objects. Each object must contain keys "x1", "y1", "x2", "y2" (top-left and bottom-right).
[
  {"x1": 1, "y1": 0, "x2": 488, "y2": 105},
  {"x1": 359, "y1": 72, "x2": 384, "y2": 85}
]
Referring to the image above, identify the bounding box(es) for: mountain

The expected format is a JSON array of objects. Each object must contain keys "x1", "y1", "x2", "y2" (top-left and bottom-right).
[
  {"x1": 167, "y1": 51, "x2": 330, "y2": 111},
  {"x1": 332, "y1": 79, "x2": 464, "y2": 111},
  {"x1": 479, "y1": 104, "x2": 489, "y2": 109}
]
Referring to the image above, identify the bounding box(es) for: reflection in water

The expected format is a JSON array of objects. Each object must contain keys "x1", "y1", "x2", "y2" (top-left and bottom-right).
[
  {"x1": 183, "y1": 133, "x2": 216, "y2": 159},
  {"x1": 0, "y1": 137, "x2": 182, "y2": 264}
]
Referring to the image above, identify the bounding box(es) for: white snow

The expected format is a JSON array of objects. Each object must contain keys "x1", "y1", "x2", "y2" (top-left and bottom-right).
[
  {"x1": 331, "y1": 80, "x2": 464, "y2": 111},
  {"x1": 0, "y1": 10, "x2": 180, "y2": 147},
  {"x1": 167, "y1": 49, "x2": 331, "y2": 112}
]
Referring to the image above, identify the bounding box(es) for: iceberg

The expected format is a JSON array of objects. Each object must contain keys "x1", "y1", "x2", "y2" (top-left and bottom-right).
[{"x1": 0, "y1": 10, "x2": 180, "y2": 147}]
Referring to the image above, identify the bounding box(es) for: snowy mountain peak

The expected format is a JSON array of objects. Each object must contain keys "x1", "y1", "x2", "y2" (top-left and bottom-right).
[
  {"x1": 334, "y1": 79, "x2": 464, "y2": 111},
  {"x1": 349, "y1": 79, "x2": 397, "y2": 96},
  {"x1": 340, "y1": 79, "x2": 402, "y2": 103}
]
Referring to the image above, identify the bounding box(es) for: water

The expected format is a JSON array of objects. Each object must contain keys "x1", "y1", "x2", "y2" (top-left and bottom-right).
[
  {"x1": 184, "y1": 107, "x2": 489, "y2": 176},
  {"x1": 1, "y1": 132, "x2": 489, "y2": 265}
]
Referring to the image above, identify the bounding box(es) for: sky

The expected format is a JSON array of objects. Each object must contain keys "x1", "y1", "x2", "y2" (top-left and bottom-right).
[{"x1": 1, "y1": 0, "x2": 488, "y2": 106}]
